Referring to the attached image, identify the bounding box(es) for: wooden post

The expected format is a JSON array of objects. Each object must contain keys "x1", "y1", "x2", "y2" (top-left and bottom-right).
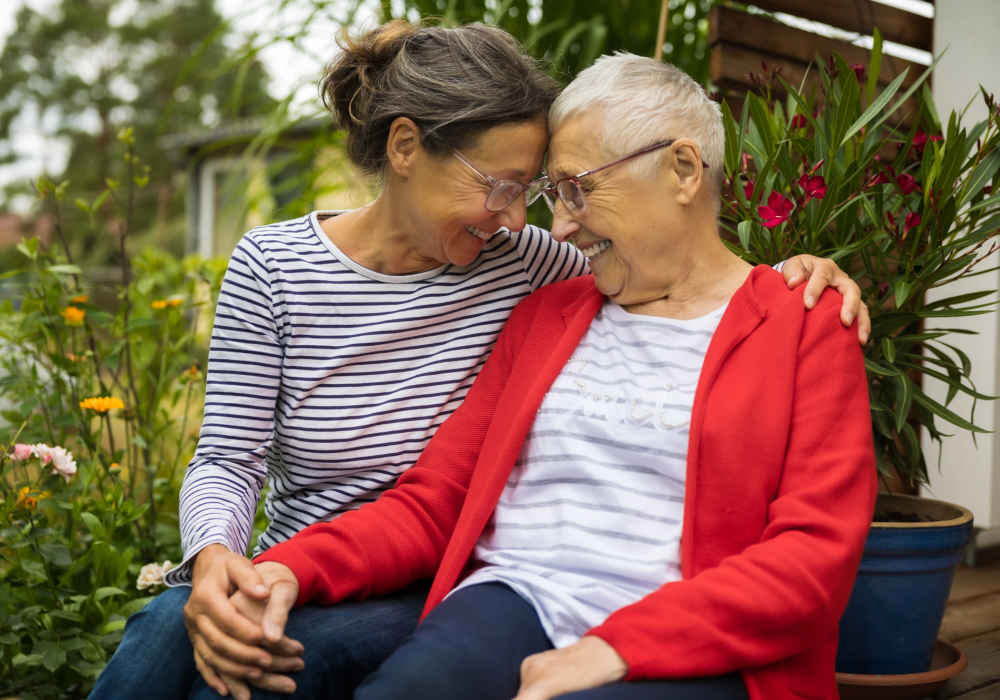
[{"x1": 654, "y1": 0, "x2": 669, "y2": 61}]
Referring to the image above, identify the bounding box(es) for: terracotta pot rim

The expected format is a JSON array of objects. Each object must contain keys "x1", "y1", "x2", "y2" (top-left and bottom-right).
[{"x1": 835, "y1": 639, "x2": 968, "y2": 686}]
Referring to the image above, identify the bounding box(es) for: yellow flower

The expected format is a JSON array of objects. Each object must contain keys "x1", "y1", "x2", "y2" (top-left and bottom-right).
[
  {"x1": 80, "y1": 396, "x2": 126, "y2": 413},
  {"x1": 61, "y1": 306, "x2": 85, "y2": 325},
  {"x1": 70, "y1": 294, "x2": 89, "y2": 304},
  {"x1": 14, "y1": 486, "x2": 47, "y2": 511},
  {"x1": 152, "y1": 298, "x2": 183, "y2": 310}
]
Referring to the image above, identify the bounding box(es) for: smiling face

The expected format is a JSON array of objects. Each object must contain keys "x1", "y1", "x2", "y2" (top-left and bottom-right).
[
  {"x1": 546, "y1": 111, "x2": 683, "y2": 306},
  {"x1": 402, "y1": 118, "x2": 549, "y2": 267}
]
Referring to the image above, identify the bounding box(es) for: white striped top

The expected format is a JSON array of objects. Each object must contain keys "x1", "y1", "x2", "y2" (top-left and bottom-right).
[
  {"x1": 454, "y1": 300, "x2": 728, "y2": 647},
  {"x1": 165, "y1": 211, "x2": 586, "y2": 585}
]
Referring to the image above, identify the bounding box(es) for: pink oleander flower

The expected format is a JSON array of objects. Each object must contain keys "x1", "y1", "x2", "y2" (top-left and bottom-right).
[
  {"x1": 743, "y1": 180, "x2": 755, "y2": 200},
  {"x1": 912, "y1": 131, "x2": 943, "y2": 154},
  {"x1": 851, "y1": 64, "x2": 866, "y2": 82},
  {"x1": 790, "y1": 114, "x2": 808, "y2": 129},
  {"x1": 897, "y1": 173, "x2": 921, "y2": 195},
  {"x1": 11, "y1": 443, "x2": 33, "y2": 461},
  {"x1": 798, "y1": 173, "x2": 827, "y2": 200},
  {"x1": 136, "y1": 560, "x2": 174, "y2": 590},
  {"x1": 905, "y1": 212, "x2": 921, "y2": 235},
  {"x1": 758, "y1": 191, "x2": 794, "y2": 228}
]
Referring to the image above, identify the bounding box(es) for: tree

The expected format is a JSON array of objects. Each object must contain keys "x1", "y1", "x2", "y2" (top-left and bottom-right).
[
  {"x1": 383, "y1": 0, "x2": 714, "y2": 84},
  {"x1": 0, "y1": 0, "x2": 276, "y2": 257}
]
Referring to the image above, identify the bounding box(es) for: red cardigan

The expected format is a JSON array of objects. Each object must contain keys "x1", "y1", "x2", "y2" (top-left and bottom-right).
[{"x1": 256, "y1": 266, "x2": 877, "y2": 700}]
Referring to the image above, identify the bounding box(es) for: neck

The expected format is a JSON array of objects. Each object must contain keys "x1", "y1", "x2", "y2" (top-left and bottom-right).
[
  {"x1": 622, "y1": 221, "x2": 753, "y2": 319},
  {"x1": 320, "y1": 185, "x2": 442, "y2": 275}
]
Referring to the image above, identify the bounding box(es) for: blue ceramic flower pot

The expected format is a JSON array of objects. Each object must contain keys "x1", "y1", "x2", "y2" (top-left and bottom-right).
[{"x1": 836, "y1": 494, "x2": 973, "y2": 675}]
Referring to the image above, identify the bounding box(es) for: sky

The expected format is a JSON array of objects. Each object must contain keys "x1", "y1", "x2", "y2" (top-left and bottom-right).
[{"x1": 0, "y1": 0, "x2": 933, "y2": 213}]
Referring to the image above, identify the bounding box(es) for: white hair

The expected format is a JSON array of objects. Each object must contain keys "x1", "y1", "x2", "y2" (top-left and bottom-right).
[{"x1": 550, "y1": 53, "x2": 724, "y2": 192}]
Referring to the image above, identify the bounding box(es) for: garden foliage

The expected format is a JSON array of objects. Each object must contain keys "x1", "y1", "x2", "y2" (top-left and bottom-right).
[
  {"x1": 720, "y1": 36, "x2": 1000, "y2": 488},
  {"x1": 0, "y1": 130, "x2": 225, "y2": 698}
]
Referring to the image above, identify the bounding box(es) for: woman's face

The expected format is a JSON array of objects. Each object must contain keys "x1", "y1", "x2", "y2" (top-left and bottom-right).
[{"x1": 406, "y1": 118, "x2": 549, "y2": 267}]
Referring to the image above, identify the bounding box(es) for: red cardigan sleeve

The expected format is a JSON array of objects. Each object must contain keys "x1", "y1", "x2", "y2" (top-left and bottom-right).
[
  {"x1": 586, "y1": 291, "x2": 877, "y2": 680},
  {"x1": 253, "y1": 296, "x2": 528, "y2": 606}
]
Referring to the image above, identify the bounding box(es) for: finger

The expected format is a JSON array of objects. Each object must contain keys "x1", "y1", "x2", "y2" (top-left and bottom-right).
[
  {"x1": 221, "y1": 673, "x2": 252, "y2": 700},
  {"x1": 802, "y1": 269, "x2": 831, "y2": 309},
  {"x1": 262, "y1": 581, "x2": 298, "y2": 644},
  {"x1": 192, "y1": 616, "x2": 270, "y2": 676},
  {"x1": 187, "y1": 589, "x2": 266, "y2": 648},
  {"x1": 836, "y1": 280, "x2": 862, "y2": 327},
  {"x1": 249, "y1": 671, "x2": 299, "y2": 694},
  {"x1": 194, "y1": 649, "x2": 230, "y2": 697},
  {"x1": 227, "y1": 556, "x2": 269, "y2": 600},
  {"x1": 260, "y1": 652, "x2": 305, "y2": 673},
  {"x1": 781, "y1": 257, "x2": 808, "y2": 288},
  {"x1": 857, "y1": 302, "x2": 871, "y2": 344}
]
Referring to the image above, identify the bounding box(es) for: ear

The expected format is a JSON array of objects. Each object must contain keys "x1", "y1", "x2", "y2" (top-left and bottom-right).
[
  {"x1": 669, "y1": 138, "x2": 704, "y2": 205},
  {"x1": 385, "y1": 117, "x2": 422, "y2": 177}
]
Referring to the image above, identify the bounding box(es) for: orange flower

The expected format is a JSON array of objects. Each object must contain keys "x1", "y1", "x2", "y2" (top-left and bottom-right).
[
  {"x1": 80, "y1": 396, "x2": 126, "y2": 413},
  {"x1": 14, "y1": 485, "x2": 48, "y2": 511},
  {"x1": 70, "y1": 294, "x2": 89, "y2": 304},
  {"x1": 152, "y1": 298, "x2": 183, "y2": 310},
  {"x1": 61, "y1": 306, "x2": 85, "y2": 325}
]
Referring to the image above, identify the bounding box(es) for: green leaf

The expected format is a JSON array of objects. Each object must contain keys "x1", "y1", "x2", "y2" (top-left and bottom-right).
[
  {"x1": 101, "y1": 619, "x2": 127, "y2": 634},
  {"x1": 17, "y1": 237, "x2": 39, "y2": 260},
  {"x1": 959, "y1": 149, "x2": 1000, "y2": 208},
  {"x1": 892, "y1": 278, "x2": 914, "y2": 307},
  {"x1": 94, "y1": 586, "x2": 126, "y2": 601},
  {"x1": 881, "y1": 337, "x2": 896, "y2": 364},
  {"x1": 841, "y1": 71, "x2": 908, "y2": 146},
  {"x1": 866, "y1": 28, "x2": 883, "y2": 103},
  {"x1": 36, "y1": 640, "x2": 67, "y2": 672},
  {"x1": 80, "y1": 511, "x2": 106, "y2": 540},
  {"x1": 20, "y1": 559, "x2": 47, "y2": 582},
  {"x1": 12, "y1": 652, "x2": 44, "y2": 667},
  {"x1": 46, "y1": 264, "x2": 82, "y2": 275},
  {"x1": 39, "y1": 543, "x2": 72, "y2": 568}
]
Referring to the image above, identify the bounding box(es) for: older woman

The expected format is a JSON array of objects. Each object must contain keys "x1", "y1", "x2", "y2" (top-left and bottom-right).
[
  {"x1": 91, "y1": 22, "x2": 866, "y2": 700},
  {"x1": 250, "y1": 54, "x2": 876, "y2": 700}
]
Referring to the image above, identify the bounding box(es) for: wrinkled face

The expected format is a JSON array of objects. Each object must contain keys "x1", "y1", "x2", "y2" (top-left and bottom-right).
[
  {"x1": 547, "y1": 111, "x2": 677, "y2": 306},
  {"x1": 408, "y1": 118, "x2": 548, "y2": 267}
]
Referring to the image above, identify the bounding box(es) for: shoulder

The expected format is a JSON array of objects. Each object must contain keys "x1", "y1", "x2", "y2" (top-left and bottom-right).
[{"x1": 236, "y1": 213, "x2": 320, "y2": 258}]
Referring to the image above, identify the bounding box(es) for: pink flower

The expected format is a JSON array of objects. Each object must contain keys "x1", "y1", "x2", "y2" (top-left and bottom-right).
[
  {"x1": 851, "y1": 64, "x2": 866, "y2": 82},
  {"x1": 29, "y1": 443, "x2": 77, "y2": 482},
  {"x1": 758, "y1": 191, "x2": 794, "y2": 228},
  {"x1": 897, "y1": 174, "x2": 921, "y2": 195},
  {"x1": 798, "y1": 173, "x2": 827, "y2": 200},
  {"x1": 905, "y1": 212, "x2": 921, "y2": 234},
  {"x1": 740, "y1": 152, "x2": 752, "y2": 171},
  {"x1": 887, "y1": 212, "x2": 897, "y2": 229},
  {"x1": 790, "y1": 114, "x2": 808, "y2": 129},
  {"x1": 744, "y1": 180, "x2": 755, "y2": 200},
  {"x1": 11, "y1": 443, "x2": 33, "y2": 461}
]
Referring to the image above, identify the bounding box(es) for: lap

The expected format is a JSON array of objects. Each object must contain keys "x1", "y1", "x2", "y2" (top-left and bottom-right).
[{"x1": 355, "y1": 582, "x2": 748, "y2": 700}]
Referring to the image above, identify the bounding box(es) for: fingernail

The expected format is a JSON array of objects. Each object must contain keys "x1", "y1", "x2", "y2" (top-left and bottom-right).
[
  {"x1": 805, "y1": 295, "x2": 815, "y2": 306},
  {"x1": 264, "y1": 621, "x2": 280, "y2": 639},
  {"x1": 254, "y1": 584, "x2": 268, "y2": 596}
]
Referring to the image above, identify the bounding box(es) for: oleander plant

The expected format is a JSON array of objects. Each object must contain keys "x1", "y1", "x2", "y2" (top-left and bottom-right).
[
  {"x1": 720, "y1": 36, "x2": 1000, "y2": 491},
  {"x1": 0, "y1": 129, "x2": 225, "y2": 698}
]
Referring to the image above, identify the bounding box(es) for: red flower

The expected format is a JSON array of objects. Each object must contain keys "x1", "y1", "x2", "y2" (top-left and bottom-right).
[
  {"x1": 741, "y1": 152, "x2": 752, "y2": 171},
  {"x1": 744, "y1": 180, "x2": 755, "y2": 200},
  {"x1": 797, "y1": 173, "x2": 827, "y2": 200},
  {"x1": 887, "y1": 212, "x2": 896, "y2": 229},
  {"x1": 851, "y1": 64, "x2": 866, "y2": 83},
  {"x1": 897, "y1": 173, "x2": 921, "y2": 195},
  {"x1": 758, "y1": 191, "x2": 794, "y2": 228},
  {"x1": 866, "y1": 171, "x2": 890, "y2": 188},
  {"x1": 912, "y1": 131, "x2": 943, "y2": 154},
  {"x1": 904, "y1": 212, "x2": 921, "y2": 234},
  {"x1": 790, "y1": 114, "x2": 808, "y2": 129}
]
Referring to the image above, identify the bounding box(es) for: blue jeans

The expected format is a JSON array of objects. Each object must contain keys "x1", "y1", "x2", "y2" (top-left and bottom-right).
[
  {"x1": 355, "y1": 582, "x2": 749, "y2": 700},
  {"x1": 89, "y1": 582, "x2": 428, "y2": 699}
]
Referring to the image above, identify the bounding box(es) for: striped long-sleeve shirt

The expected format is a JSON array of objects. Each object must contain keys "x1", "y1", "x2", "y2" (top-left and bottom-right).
[{"x1": 165, "y1": 212, "x2": 586, "y2": 585}]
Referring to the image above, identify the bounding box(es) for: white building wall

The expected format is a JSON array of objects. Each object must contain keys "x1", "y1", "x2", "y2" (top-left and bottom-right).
[{"x1": 924, "y1": 0, "x2": 1000, "y2": 541}]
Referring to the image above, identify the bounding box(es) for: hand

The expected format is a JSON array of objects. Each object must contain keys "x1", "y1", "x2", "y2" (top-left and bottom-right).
[
  {"x1": 184, "y1": 546, "x2": 298, "y2": 694},
  {"x1": 194, "y1": 562, "x2": 303, "y2": 699},
  {"x1": 512, "y1": 635, "x2": 627, "y2": 700},
  {"x1": 782, "y1": 254, "x2": 870, "y2": 344}
]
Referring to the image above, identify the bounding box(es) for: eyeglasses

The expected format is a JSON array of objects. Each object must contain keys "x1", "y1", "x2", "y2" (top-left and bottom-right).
[
  {"x1": 451, "y1": 149, "x2": 540, "y2": 213},
  {"x1": 534, "y1": 138, "x2": 709, "y2": 215}
]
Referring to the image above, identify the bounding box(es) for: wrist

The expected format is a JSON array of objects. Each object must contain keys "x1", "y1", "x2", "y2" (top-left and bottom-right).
[{"x1": 192, "y1": 543, "x2": 234, "y2": 582}]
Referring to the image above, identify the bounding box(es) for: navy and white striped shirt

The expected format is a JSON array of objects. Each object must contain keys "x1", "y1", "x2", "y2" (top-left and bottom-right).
[{"x1": 166, "y1": 211, "x2": 586, "y2": 585}]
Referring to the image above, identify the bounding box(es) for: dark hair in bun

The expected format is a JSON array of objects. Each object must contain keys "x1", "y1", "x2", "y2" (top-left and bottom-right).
[{"x1": 321, "y1": 20, "x2": 559, "y2": 175}]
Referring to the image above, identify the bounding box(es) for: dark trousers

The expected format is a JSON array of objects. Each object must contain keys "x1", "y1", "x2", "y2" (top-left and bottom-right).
[{"x1": 355, "y1": 582, "x2": 749, "y2": 700}]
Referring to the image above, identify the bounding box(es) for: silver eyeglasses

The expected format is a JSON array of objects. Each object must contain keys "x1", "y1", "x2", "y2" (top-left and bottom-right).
[
  {"x1": 535, "y1": 139, "x2": 709, "y2": 215},
  {"x1": 451, "y1": 149, "x2": 543, "y2": 213}
]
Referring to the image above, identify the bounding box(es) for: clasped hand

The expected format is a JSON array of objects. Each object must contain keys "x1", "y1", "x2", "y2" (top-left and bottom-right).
[{"x1": 183, "y1": 545, "x2": 301, "y2": 699}]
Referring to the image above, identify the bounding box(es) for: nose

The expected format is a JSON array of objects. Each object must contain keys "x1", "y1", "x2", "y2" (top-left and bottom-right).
[
  {"x1": 496, "y1": 194, "x2": 528, "y2": 233},
  {"x1": 549, "y1": 201, "x2": 580, "y2": 242}
]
